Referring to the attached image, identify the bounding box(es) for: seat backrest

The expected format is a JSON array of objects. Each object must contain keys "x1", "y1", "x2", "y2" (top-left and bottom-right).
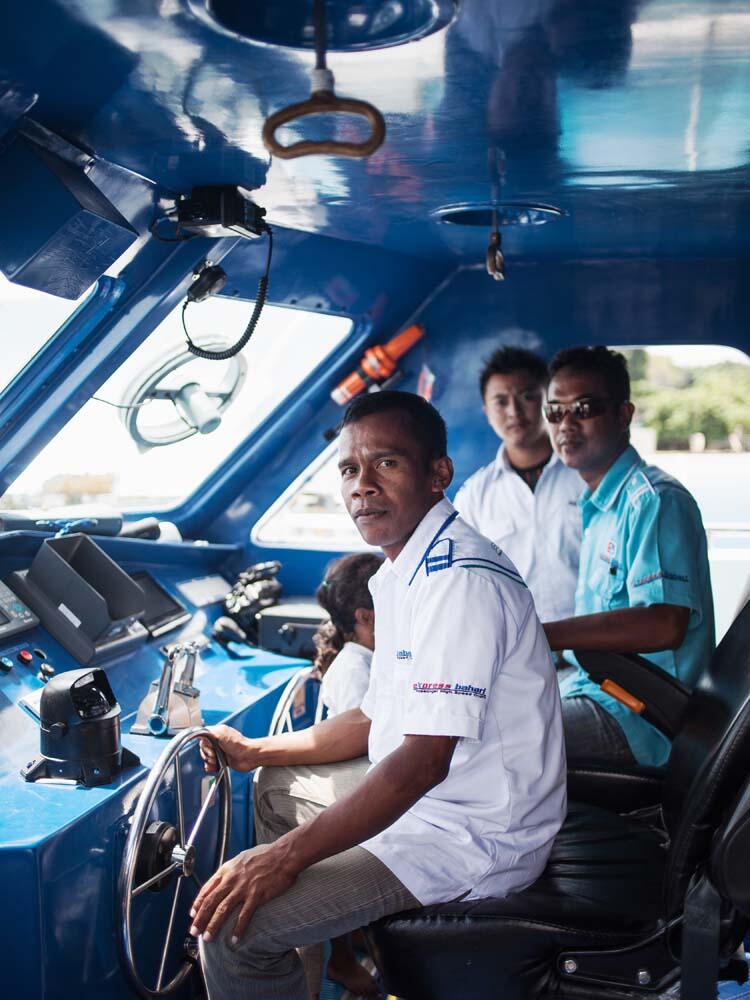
[{"x1": 662, "y1": 597, "x2": 750, "y2": 915}]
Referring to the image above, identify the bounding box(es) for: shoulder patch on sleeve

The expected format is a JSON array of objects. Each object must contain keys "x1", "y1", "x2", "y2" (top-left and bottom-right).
[
  {"x1": 425, "y1": 537, "x2": 453, "y2": 576},
  {"x1": 626, "y1": 469, "x2": 656, "y2": 507}
]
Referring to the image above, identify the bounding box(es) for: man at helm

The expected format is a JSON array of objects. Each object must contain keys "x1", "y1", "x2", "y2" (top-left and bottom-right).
[{"x1": 192, "y1": 390, "x2": 565, "y2": 1000}]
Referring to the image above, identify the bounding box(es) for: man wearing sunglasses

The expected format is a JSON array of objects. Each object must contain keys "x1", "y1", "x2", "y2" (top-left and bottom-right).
[
  {"x1": 543, "y1": 346, "x2": 715, "y2": 768},
  {"x1": 454, "y1": 346, "x2": 582, "y2": 627}
]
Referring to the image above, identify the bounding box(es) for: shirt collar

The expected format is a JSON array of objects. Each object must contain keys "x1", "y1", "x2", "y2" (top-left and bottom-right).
[
  {"x1": 492, "y1": 442, "x2": 562, "y2": 479},
  {"x1": 493, "y1": 443, "x2": 512, "y2": 476},
  {"x1": 389, "y1": 496, "x2": 456, "y2": 581},
  {"x1": 583, "y1": 444, "x2": 642, "y2": 512}
]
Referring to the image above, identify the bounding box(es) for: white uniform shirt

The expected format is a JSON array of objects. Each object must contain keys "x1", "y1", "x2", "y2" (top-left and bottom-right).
[
  {"x1": 454, "y1": 445, "x2": 583, "y2": 622},
  {"x1": 320, "y1": 641, "x2": 372, "y2": 718},
  {"x1": 360, "y1": 498, "x2": 566, "y2": 906}
]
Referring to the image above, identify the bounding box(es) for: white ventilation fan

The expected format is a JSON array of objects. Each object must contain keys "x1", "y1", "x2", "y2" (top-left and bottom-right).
[{"x1": 119, "y1": 342, "x2": 247, "y2": 451}]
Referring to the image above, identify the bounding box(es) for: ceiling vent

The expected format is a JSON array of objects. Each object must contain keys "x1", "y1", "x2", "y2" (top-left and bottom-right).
[{"x1": 191, "y1": 0, "x2": 458, "y2": 51}]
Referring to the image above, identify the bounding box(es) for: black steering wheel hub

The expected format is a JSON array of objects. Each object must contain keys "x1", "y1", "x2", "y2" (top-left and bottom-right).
[{"x1": 135, "y1": 821, "x2": 179, "y2": 893}]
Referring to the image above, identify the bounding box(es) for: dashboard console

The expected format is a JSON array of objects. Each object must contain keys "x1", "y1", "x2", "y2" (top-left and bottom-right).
[{"x1": 0, "y1": 529, "x2": 313, "y2": 1000}]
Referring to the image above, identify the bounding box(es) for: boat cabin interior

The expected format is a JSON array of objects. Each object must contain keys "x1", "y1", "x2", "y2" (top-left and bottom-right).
[{"x1": 1, "y1": 1, "x2": 750, "y2": 998}]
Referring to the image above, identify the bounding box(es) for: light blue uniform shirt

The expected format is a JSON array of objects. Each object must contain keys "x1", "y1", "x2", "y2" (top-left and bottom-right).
[{"x1": 560, "y1": 445, "x2": 715, "y2": 766}]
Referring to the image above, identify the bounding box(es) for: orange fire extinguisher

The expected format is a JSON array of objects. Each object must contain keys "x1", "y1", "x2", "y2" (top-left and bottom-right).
[{"x1": 331, "y1": 324, "x2": 425, "y2": 405}]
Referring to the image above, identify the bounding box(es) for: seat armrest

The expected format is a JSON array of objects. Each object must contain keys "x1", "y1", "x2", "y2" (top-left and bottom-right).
[{"x1": 574, "y1": 650, "x2": 690, "y2": 739}]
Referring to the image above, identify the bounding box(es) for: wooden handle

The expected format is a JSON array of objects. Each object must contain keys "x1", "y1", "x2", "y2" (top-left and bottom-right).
[{"x1": 263, "y1": 90, "x2": 385, "y2": 159}]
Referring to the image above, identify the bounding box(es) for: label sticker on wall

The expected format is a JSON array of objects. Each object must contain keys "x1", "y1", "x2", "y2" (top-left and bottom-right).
[{"x1": 58, "y1": 603, "x2": 82, "y2": 628}]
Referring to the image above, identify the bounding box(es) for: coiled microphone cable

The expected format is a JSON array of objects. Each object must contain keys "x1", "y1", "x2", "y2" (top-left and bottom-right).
[{"x1": 182, "y1": 224, "x2": 273, "y2": 361}]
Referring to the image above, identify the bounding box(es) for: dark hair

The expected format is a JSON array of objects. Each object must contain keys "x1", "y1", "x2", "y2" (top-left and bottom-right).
[
  {"x1": 313, "y1": 552, "x2": 383, "y2": 675},
  {"x1": 548, "y1": 345, "x2": 631, "y2": 402},
  {"x1": 341, "y1": 390, "x2": 447, "y2": 466},
  {"x1": 479, "y1": 346, "x2": 549, "y2": 400}
]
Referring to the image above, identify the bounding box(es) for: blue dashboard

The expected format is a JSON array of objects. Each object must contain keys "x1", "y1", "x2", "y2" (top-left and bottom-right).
[{"x1": 0, "y1": 531, "x2": 310, "y2": 998}]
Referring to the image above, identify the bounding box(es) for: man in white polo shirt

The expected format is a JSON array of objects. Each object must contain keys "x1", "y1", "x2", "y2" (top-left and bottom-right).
[
  {"x1": 455, "y1": 346, "x2": 582, "y2": 624},
  {"x1": 193, "y1": 390, "x2": 566, "y2": 1000}
]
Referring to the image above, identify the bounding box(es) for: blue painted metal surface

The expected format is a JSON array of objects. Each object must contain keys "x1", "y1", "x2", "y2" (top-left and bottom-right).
[{"x1": 0, "y1": 0, "x2": 747, "y2": 264}]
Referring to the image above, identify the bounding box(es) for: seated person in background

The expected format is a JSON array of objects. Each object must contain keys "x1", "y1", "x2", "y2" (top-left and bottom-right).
[
  {"x1": 543, "y1": 346, "x2": 715, "y2": 768},
  {"x1": 314, "y1": 552, "x2": 382, "y2": 719},
  {"x1": 454, "y1": 346, "x2": 582, "y2": 626},
  {"x1": 313, "y1": 550, "x2": 383, "y2": 997},
  {"x1": 192, "y1": 390, "x2": 566, "y2": 1000}
]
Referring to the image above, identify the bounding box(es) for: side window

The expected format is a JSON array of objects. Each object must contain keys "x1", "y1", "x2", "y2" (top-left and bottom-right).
[
  {"x1": 253, "y1": 443, "x2": 370, "y2": 551},
  {"x1": 620, "y1": 345, "x2": 750, "y2": 640}
]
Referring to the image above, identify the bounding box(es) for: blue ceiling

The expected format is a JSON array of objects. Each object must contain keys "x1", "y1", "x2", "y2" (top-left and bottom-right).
[{"x1": 2, "y1": 0, "x2": 749, "y2": 265}]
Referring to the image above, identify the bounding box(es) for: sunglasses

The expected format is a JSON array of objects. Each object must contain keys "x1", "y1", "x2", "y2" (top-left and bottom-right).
[{"x1": 543, "y1": 397, "x2": 614, "y2": 424}]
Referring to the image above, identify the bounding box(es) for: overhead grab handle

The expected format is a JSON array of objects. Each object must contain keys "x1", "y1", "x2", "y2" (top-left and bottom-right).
[
  {"x1": 262, "y1": 0, "x2": 385, "y2": 160},
  {"x1": 262, "y1": 77, "x2": 385, "y2": 160}
]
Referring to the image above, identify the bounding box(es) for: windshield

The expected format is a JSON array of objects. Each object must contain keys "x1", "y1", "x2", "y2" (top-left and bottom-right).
[
  {"x1": 2, "y1": 297, "x2": 351, "y2": 513},
  {"x1": 0, "y1": 273, "x2": 94, "y2": 395}
]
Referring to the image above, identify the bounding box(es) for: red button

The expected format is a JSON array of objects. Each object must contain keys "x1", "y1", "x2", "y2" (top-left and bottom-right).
[{"x1": 17, "y1": 650, "x2": 33, "y2": 666}]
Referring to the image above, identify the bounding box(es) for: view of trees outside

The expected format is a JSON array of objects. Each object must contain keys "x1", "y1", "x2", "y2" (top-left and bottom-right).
[{"x1": 623, "y1": 348, "x2": 750, "y2": 451}]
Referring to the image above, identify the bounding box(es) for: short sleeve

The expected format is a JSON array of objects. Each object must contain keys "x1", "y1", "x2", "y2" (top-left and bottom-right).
[
  {"x1": 321, "y1": 648, "x2": 371, "y2": 717},
  {"x1": 402, "y1": 570, "x2": 504, "y2": 740},
  {"x1": 625, "y1": 488, "x2": 704, "y2": 623}
]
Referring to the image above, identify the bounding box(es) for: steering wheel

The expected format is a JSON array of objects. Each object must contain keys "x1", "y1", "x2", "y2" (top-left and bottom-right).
[{"x1": 118, "y1": 727, "x2": 232, "y2": 998}]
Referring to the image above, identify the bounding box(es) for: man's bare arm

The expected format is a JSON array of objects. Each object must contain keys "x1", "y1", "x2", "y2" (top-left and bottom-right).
[
  {"x1": 199, "y1": 708, "x2": 371, "y2": 773},
  {"x1": 283, "y1": 733, "x2": 457, "y2": 870},
  {"x1": 544, "y1": 604, "x2": 690, "y2": 653},
  {"x1": 190, "y1": 734, "x2": 457, "y2": 942}
]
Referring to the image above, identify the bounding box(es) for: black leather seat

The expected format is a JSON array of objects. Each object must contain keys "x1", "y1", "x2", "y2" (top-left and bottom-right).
[
  {"x1": 368, "y1": 804, "x2": 666, "y2": 1000},
  {"x1": 366, "y1": 599, "x2": 750, "y2": 999}
]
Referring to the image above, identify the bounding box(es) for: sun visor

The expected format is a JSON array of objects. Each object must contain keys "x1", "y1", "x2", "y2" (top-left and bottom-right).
[{"x1": 0, "y1": 133, "x2": 136, "y2": 299}]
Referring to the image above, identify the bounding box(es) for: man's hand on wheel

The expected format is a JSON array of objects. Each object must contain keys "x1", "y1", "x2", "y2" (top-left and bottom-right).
[
  {"x1": 199, "y1": 724, "x2": 259, "y2": 773},
  {"x1": 190, "y1": 842, "x2": 297, "y2": 944}
]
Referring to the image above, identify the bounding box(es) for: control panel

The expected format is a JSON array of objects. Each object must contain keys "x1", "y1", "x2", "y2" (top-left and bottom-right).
[{"x1": 0, "y1": 580, "x2": 39, "y2": 640}]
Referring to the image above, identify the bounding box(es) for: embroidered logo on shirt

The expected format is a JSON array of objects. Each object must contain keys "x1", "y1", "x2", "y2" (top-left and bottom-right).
[
  {"x1": 412, "y1": 681, "x2": 487, "y2": 699},
  {"x1": 606, "y1": 539, "x2": 617, "y2": 558},
  {"x1": 396, "y1": 649, "x2": 413, "y2": 660},
  {"x1": 633, "y1": 570, "x2": 689, "y2": 587}
]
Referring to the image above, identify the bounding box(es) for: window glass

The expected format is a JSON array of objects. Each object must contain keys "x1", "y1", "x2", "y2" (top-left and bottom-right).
[
  {"x1": 620, "y1": 344, "x2": 750, "y2": 640},
  {"x1": 0, "y1": 273, "x2": 94, "y2": 395},
  {"x1": 254, "y1": 442, "x2": 369, "y2": 551},
  {"x1": 2, "y1": 299, "x2": 351, "y2": 512}
]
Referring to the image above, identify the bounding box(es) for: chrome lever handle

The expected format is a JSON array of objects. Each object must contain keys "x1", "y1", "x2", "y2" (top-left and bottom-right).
[
  {"x1": 173, "y1": 642, "x2": 200, "y2": 698},
  {"x1": 148, "y1": 652, "x2": 177, "y2": 736}
]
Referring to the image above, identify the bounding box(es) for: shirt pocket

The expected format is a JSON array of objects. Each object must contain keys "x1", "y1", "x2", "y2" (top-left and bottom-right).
[{"x1": 598, "y1": 553, "x2": 627, "y2": 609}]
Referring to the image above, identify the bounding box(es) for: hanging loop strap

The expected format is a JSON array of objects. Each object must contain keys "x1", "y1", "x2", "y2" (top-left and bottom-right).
[
  {"x1": 262, "y1": 87, "x2": 385, "y2": 160},
  {"x1": 262, "y1": 0, "x2": 385, "y2": 159}
]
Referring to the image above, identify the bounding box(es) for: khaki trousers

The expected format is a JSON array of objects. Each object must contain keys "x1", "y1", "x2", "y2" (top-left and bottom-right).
[{"x1": 200, "y1": 758, "x2": 420, "y2": 1000}]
